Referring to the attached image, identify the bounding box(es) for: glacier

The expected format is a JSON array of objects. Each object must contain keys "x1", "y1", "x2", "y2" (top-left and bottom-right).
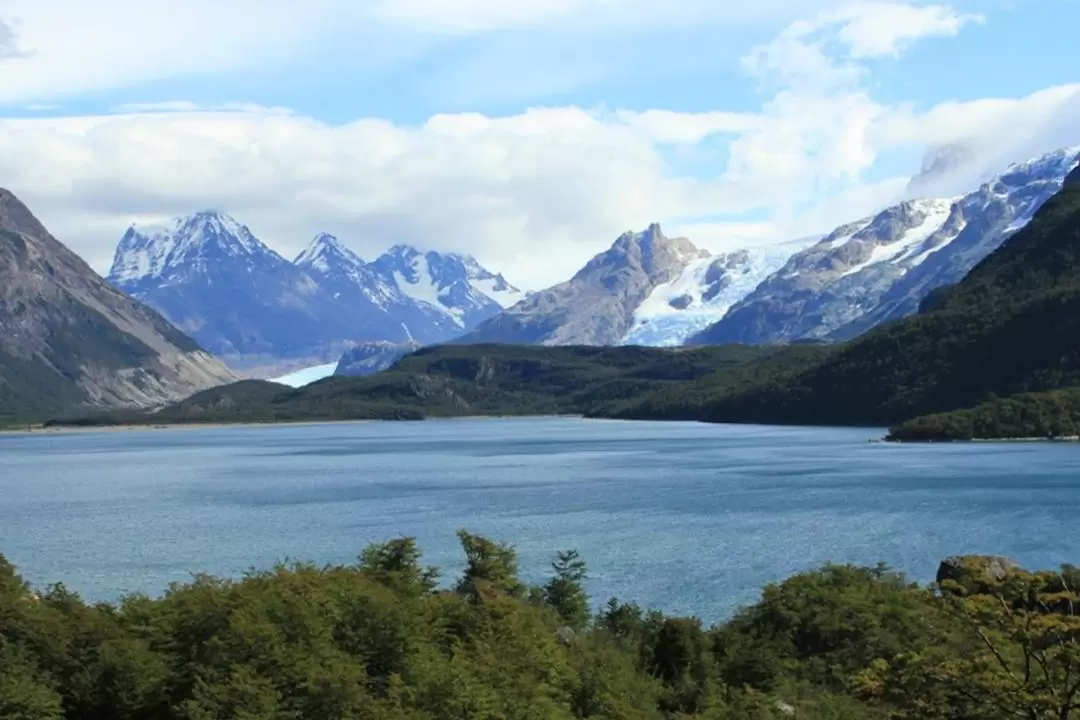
[
  {"x1": 621, "y1": 241, "x2": 813, "y2": 346},
  {"x1": 270, "y1": 362, "x2": 339, "y2": 388}
]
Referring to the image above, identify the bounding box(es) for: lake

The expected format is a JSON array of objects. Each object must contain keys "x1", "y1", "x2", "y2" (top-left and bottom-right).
[{"x1": 1, "y1": 417, "x2": 1077, "y2": 621}]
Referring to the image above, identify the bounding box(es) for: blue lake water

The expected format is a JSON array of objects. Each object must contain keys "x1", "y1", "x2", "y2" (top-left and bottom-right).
[{"x1": 1, "y1": 417, "x2": 1078, "y2": 621}]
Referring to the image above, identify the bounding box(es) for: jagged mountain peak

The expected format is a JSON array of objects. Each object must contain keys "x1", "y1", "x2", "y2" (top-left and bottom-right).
[
  {"x1": 294, "y1": 232, "x2": 365, "y2": 271},
  {"x1": 584, "y1": 224, "x2": 706, "y2": 280},
  {"x1": 109, "y1": 210, "x2": 283, "y2": 286},
  {"x1": 996, "y1": 146, "x2": 1080, "y2": 186}
]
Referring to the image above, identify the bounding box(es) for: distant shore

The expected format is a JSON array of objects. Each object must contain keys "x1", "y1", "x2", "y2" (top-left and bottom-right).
[
  {"x1": 0, "y1": 414, "x2": 591, "y2": 436},
  {"x1": 0, "y1": 419, "x2": 377, "y2": 435}
]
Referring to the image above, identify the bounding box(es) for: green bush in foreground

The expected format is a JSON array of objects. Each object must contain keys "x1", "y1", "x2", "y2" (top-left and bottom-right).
[{"x1": 2, "y1": 538, "x2": 1080, "y2": 719}]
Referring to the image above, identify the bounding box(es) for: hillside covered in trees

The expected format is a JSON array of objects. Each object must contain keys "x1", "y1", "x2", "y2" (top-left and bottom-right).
[
  {"x1": 45, "y1": 344, "x2": 833, "y2": 427},
  {"x1": 4, "y1": 537, "x2": 1080, "y2": 719}
]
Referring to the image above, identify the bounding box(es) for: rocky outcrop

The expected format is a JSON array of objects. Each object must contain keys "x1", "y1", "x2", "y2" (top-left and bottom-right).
[
  {"x1": 936, "y1": 555, "x2": 1020, "y2": 594},
  {"x1": 0, "y1": 189, "x2": 235, "y2": 420},
  {"x1": 457, "y1": 224, "x2": 710, "y2": 346}
]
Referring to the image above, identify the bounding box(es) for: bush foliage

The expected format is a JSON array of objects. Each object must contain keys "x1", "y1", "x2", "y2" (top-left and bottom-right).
[{"x1": 4, "y1": 536, "x2": 1080, "y2": 719}]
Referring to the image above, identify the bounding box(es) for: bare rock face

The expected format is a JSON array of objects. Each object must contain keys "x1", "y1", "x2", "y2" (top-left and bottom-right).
[
  {"x1": 0, "y1": 189, "x2": 235, "y2": 420},
  {"x1": 458, "y1": 224, "x2": 709, "y2": 346}
]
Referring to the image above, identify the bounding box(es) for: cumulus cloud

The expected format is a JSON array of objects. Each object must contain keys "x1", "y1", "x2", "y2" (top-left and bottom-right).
[
  {"x1": 2, "y1": 1, "x2": 1079, "y2": 290},
  {"x1": 743, "y1": 2, "x2": 982, "y2": 91}
]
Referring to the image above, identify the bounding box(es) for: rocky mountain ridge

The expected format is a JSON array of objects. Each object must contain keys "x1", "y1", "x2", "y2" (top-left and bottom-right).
[
  {"x1": 108, "y1": 215, "x2": 520, "y2": 372},
  {"x1": 0, "y1": 190, "x2": 235, "y2": 421},
  {"x1": 692, "y1": 146, "x2": 1080, "y2": 345},
  {"x1": 457, "y1": 224, "x2": 743, "y2": 346}
]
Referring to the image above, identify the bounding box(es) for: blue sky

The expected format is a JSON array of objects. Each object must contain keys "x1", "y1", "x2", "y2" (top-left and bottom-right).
[{"x1": 0, "y1": 0, "x2": 1078, "y2": 287}]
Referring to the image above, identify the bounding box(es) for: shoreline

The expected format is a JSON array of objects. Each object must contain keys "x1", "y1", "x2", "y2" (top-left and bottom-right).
[
  {"x1": 0, "y1": 414, "x2": 590, "y2": 436},
  {"x1": 886, "y1": 435, "x2": 1080, "y2": 444}
]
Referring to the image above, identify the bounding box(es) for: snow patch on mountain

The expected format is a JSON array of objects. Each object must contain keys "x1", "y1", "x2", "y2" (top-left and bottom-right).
[
  {"x1": 471, "y1": 274, "x2": 521, "y2": 308},
  {"x1": 393, "y1": 252, "x2": 446, "y2": 311},
  {"x1": 839, "y1": 198, "x2": 956, "y2": 277}
]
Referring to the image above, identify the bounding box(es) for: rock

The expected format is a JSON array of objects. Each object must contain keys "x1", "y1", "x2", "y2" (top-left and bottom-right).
[
  {"x1": 773, "y1": 700, "x2": 796, "y2": 717},
  {"x1": 936, "y1": 555, "x2": 1019, "y2": 586},
  {"x1": 555, "y1": 626, "x2": 576, "y2": 647}
]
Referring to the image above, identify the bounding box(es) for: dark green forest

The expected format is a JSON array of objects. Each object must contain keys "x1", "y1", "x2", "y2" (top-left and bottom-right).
[
  {"x1": 4, "y1": 538, "x2": 1080, "y2": 719},
  {"x1": 43, "y1": 344, "x2": 834, "y2": 428}
]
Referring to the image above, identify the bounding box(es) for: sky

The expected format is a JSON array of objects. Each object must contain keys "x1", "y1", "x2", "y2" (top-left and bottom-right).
[{"x1": 1, "y1": 0, "x2": 1078, "y2": 289}]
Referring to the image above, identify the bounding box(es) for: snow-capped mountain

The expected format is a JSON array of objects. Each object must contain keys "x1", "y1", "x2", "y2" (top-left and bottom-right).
[
  {"x1": 108, "y1": 214, "x2": 520, "y2": 372},
  {"x1": 691, "y1": 146, "x2": 1080, "y2": 346},
  {"x1": 458, "y1": 224, "x2": 723, "y2": 346},
  {"x1": 109, "y1": 211, "x2": 353, "y2": 368},
  {"x1": 369, "y1": 245, "x2": 522, "y2": 333},
  {"x1": 294, "y1": 236, "x2": 522, "y2": 345},
  {"x1": 110, "y1": 211, "x2": 288, "y2": 292}
]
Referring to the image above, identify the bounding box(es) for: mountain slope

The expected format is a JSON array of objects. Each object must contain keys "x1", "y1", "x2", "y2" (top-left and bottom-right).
[
  {"x1": 458, "y1": 224, "x2": 718, "y2": 346},
  {"x1": 626, "y1": 168, "x2": 1080, "y2": 430},
  {"x1": 693, "y1": 147, "x2": 1080, "y2": 346},
  {"x1": 0, "y1": 190, "x2": 234, "y2": 422}
]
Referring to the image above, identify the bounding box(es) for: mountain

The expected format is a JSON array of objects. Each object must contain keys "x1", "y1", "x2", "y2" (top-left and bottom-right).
[
  {"x1": 109, "y1": 216, "x2": 520, "y2": 372},
  {"x1": 365, "y1": 244, "x2": 522, "y2": 343},
  {"x1": 334, "y1": 340, "x2": 422, "y2": 377},
  {"x1": 692, "y1": 147, "x2": 1080, "y2": 346},
  {"x1": 0, "y1": 190, "x2": 234, "y2": 422},
  {"x1": 621, "y1": 162, "x2": 1080, "y2": 435},
  {"x1": 108, "y1": 212, "x2": 354, "y2": 369},
  {"x1": 455, "y1": 225, "x2": 768, "y2": 349}
]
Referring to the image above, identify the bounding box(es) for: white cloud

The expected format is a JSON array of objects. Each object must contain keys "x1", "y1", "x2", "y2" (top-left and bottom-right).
[
  {"x1": 2, "y1": 1, "x2": 1079, "y2": 292},
  {"x1": 0, "y1": 0, "x2": 843, "y2": 106},
  {"x1": 5, "y1": 79, "x2": 1080, "y2": 290},
  {"x1": 831, "y1": 2, "x2": 983, "y2": 58},
  {"x1": 744, "y1": 2, "x2": 983, "y2": 91}
]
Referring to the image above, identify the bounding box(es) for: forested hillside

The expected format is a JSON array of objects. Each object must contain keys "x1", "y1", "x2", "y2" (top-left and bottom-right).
[{"x1": 4, "y1": 537, "x2": 1080, "y2": 719}]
